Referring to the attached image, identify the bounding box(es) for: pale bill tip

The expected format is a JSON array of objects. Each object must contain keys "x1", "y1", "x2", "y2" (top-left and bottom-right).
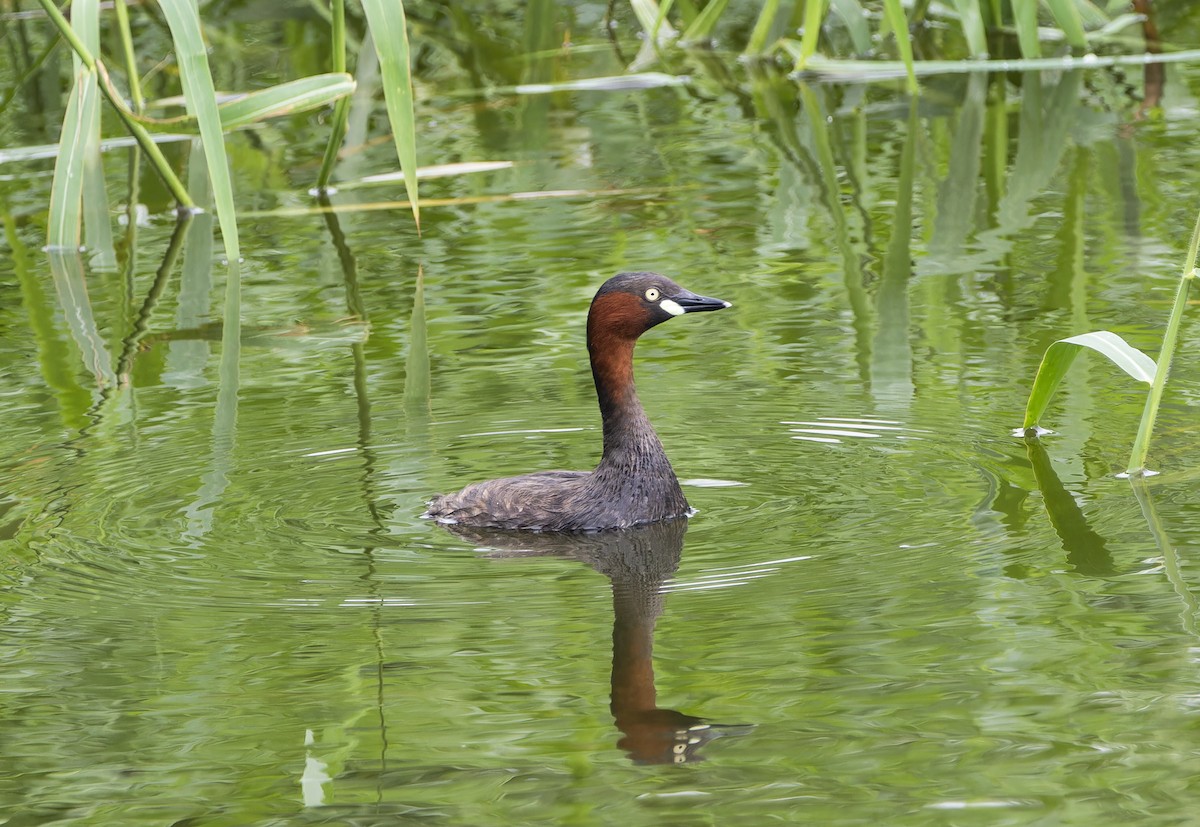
[{"x1": 722, "y1": 301, "x2": 732, "y2": 308}]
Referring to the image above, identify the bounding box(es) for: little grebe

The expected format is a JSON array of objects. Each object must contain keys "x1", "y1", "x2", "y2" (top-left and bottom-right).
[{"x1": 426, "y1": 272, "x2": 730, "y2": 532}]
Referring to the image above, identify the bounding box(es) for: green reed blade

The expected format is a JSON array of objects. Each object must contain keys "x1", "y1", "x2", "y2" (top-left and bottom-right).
[
  {"x1": 217, "y1": 74, "x2": 356, "y2": 130},
  {"x1": 950, "y1": 0, "x2": 987, "y2": 58},
  {"x1": 47, "y1": 68, "x2": 92, "y2": 250},
  {"x1": 69, "y1": 0, "x2": 114, "y2": 266},
  {"x1": 881, "y1": 0, "x2": 918, "y2": 93},
  {"x1": 1126, "y1": 208, "x2": 1200, "y2": 475},
  {"x1": 1044, "y1": 0, "x2": 1087, "y2": 49},
  {"x1": 630, "y1": 0, "x2": 677, "y2": 40},
  {"x1": 316, "y1": 0, "x2": 350, "y2": 192},
  {"x1": 681, "y1": 0, "x2": 730, "y2": 42},
  {"x1": 793, "y1": 0, "x2": 828, "y2": 70},
  {"x1": 358, "y1": 0, "x2": 419, "y2": 229},
  {"x1": 113, "y1": 0, "x2": 145, "y2": 112},
  {"x1": 1023, "y1": 331, "x2": 1156, "y2": 432},
  {"x1": 156, "y1": 0, "x2": 240, "y2": 264},
  {"x1": 829, "y1": 0, "x2": 870, "y2": 55},
  {"x1": 746, "y1": 0, "x2": 783, "y2": 55},
  {"x1": 35, "y1": 0, "x2": 193, "y2": 208},
  {"x1": 1011, "y1": 0, "x2": 1041, "y2": 58}
]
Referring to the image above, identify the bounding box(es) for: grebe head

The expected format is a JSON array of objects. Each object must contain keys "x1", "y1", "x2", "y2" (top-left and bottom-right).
[{"x1": 588, "y1": 272, "x2": 731, "y2": 341}]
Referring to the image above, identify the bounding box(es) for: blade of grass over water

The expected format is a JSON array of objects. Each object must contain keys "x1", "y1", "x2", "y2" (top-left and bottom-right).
[
  {"x1": 341, "y1": 160, "x2": 514, "y2": 188},
  {"x1": 629, "y1": 0, "x2": 677, "y2": 42},
  {"x1": 745, "y1": 0, "x2": 782, "y2": 56},
  {"x1": 950, "y1": 0, "x2": 987, "y2": 57},
  {"x1": 47, "y1": 68, "x2": 93, "y2": 250},
  {"x1": 68, "y1": 0, "x2": 114, "y2": 265},
  {"x1": 1126, "y1": 208, "x2": 1200, "y2": 476},
  {"x1": 1044, "y1": 0, "x2": 1087, "y2": 49},
  {"x1": 681, "y1": 0, "x2": 729, "y2": 43},
  {"x1": 156, "y1": 0, "x2": 240, "y2": 263},
  {"x1": 358, "y1": 0, "x2": 419, "y2": 228},
  {"x1": 793, "y1": 0, "x2": 828, "y2": 70},
  {"x1": 214, "y1": 74, "x2": 355, "y2": 130},
  {"x1": 1011, "y1": 0, "x2": 1041, "y2": 57},
  {"x1": 880, "y1": 0, "x2": 918, "y2": 93},
  {"x1": 113, "y1": 0, "x2": 144, "y2": 112},
  {"x1": 0, "y1": 134, "x2": 194, "y2": 165},
  {"x1": 316, "y1": 0, "x2": 351, "y2": 192},
  {"x1": 829, "y1": 0, "x2": 871, "y2": 55},
  {"x1": 1022, "y1": 331, "x2": 1156, "y2": 433},
  {"x1": 34, "y1": 0, "x2": 193, "y2": 209}
]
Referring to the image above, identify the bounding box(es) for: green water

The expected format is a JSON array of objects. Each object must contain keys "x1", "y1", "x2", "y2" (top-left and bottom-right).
[{"x1": 5, "y1": 5, "x2": 1200, "y2": 825}]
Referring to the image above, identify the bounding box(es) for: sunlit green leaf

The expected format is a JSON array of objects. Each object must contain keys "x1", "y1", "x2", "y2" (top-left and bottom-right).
[
  {"x1": 682, "y1": 0, "x2": 730, "y2": 42},
  {"x1": 880, "y1": 0, "x2": 918, "y2": 93},
  {"x1": 1011, "y1": 0, "x2": 1041, "y2": 58},
  {"x1": 1044, "y1": 0, "x2": 1087, "y2": 48},
  {"x1": 829, "y1": 0, "x2": 871, "y2": 55},
  {"x1": 358, "y1": 0, "x2": 419, "y2": 228},
  {"x1": 1023, "y1": 331, "x2": 1156, "y2": 431},
  {"x1": 47, "y1": 68, "x2": 94, "y2": 251},
  {"x1": 216, "y1": 74, "x2": 356, "y2": 129},
  {"x1": 793, "y1": 0, "x2": 828, "y2": 70},
  {"x1": 950, "y1": 0, "x2": 987, "y2": 58},
  {"x1": 156, "y1": 0, "x2": 240, "y2": 265}
]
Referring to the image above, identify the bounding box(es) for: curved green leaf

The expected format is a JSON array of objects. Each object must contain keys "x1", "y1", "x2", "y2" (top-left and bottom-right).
[
  {"x1": 682, "y1": 0, "x2": 731, "y2": 42},
  {"x1": 216, "y1": 74, "x2": 356, "y2": 130},
  {"x1": 1023, "y1": 331, "x2": 1157, "y2": 431}
]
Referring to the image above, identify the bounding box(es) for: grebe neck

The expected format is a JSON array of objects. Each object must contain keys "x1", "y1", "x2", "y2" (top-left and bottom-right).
[{"x1": 588, "y1": 334, "x2": 668, "y2": 469}]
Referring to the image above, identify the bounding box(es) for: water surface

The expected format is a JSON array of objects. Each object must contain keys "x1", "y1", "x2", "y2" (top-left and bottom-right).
[{"x1": 4, "y1": 6, "x2": 1200, "y2": 825}]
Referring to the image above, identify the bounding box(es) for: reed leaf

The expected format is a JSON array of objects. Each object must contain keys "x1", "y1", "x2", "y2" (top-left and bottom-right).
[
  {"x1": 65, "y1": 0, "x2": 114, "y2": 265},
  {"x1": 1022, "y1": 331, "x2": 1156, "y2": 432},
  {"x1": 829, "y1": 0, "x2": 871, "y2": 55},
  {"x1": 156, "y1": 0, "x2": 240, "y2": 263},
  {"x1": 1011, "y1": 0, "x2": 1041, "y2": 58},
  {"x1": 46, "y1": 68, "x2": 93, "y2": 250},
  {"x1": 215, "y1": 74, "x2": 356, "y2": 130},
  {"x1": 316, "y1": 0, "x2": 351, "y2": 192},
  {"x1": 358, "y1": 0, "x2": 419, "y2": 228},
  {"x1": 793, "y1": 0, "x2": 828, "y2": 70},
  {"x1": 630, "y1": 0, "x2": 677, "y2": 41},
  {"x1": 35, "y1": 0, "x2": 193, "y2": 208},
  {"x1": 880, "y1": 0, "x2": 918, "y2": 93},
  {"x1": 950, "y1": 0, "x2": 987, "y2": 57},
  {"x1": 1044, "y1": 0, "x2": 1087, "y2": 49},
  {"x1": 745, "y1": 0, "x2": 782, "y2": 55},
  {"x1": 681, "y1": 0, "x2": 730, "y2": 42},
  {"x1": 1126, "y1": 208, "x2": 1200, "y2": 475}
]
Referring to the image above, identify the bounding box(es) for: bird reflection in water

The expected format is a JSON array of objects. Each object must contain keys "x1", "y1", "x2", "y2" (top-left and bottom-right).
[{"x1": 441, "y1": 518, "x2": 753, "y2": 764}]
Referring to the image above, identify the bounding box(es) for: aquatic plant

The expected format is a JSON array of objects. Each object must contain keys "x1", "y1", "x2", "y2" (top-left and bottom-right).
[
  {"x1": 28, "y1": 0, "x2": 417, "y2": 259},
  {"x1": 1022, "y1": 208, "x2": 1200, "y2": 476}
]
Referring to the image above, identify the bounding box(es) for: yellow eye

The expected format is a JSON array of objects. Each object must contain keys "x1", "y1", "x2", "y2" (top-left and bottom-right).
[{"x1": 645, "y1": 288, "x2": 661, "y2": 301}]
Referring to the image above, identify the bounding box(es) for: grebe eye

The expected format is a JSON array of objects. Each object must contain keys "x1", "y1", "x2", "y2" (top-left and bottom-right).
[{"x1": 645, "y1": 288, "x2": 661, "y2": 301}]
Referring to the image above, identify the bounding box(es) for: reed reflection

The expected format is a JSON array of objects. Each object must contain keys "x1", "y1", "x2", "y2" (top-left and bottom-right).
[{"x1": 443, "y1": 518, "x2": 751, "y2": 764}]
